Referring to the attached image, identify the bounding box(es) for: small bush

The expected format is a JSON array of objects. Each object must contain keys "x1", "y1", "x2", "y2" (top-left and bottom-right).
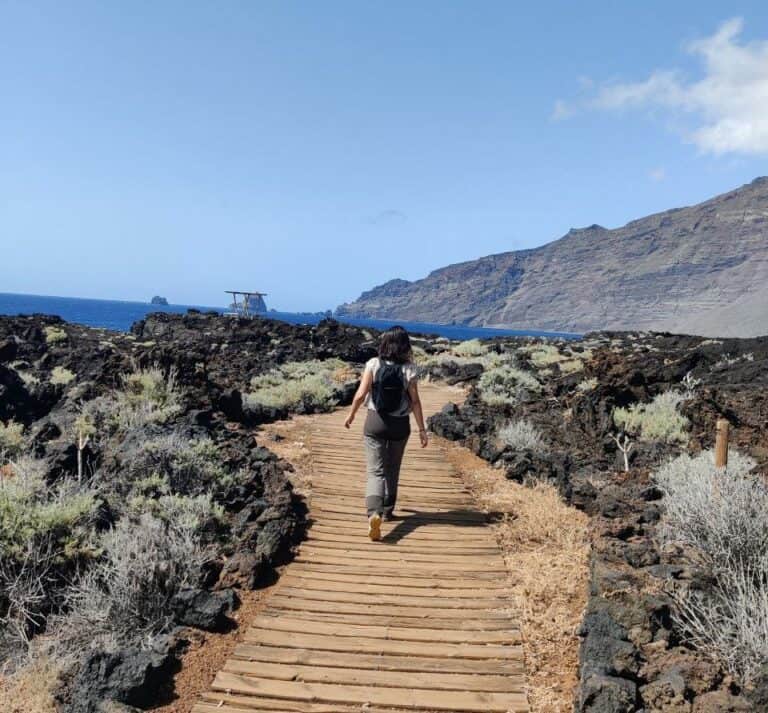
[
  {"x1": 52, "y1": 513, "x2": 209, "y2": 650},
  {"x1": 121, "y1": 365, "x2": 181, "y2": 418},
  {"x1": 123, "y1": 434, "x2": 233, "y2": 499},
  {"x1": 81, "y1": 365, "x2": 182, "y2": 432},
  {"x1": 613, "y1": 391, "x2": 688, "y2": 443},
  {"x1": 0, "y1": 534, "x2": 60, "y2": 660},
  {"x1": 522, "y1": 343, "x2": 591, "y2": 374},
  {"x1": 127, "y1": 493, "x2": 225, "y2": 532},
  {"x1": 49, "y1": 367, "x2": 75, "y2": 386},
  {"x1": 577, "y1": 377, "x2": 598, "y2": 392},
  {"x1": 452, "y1": 339, "x2": 488, "y2": 358},
  {"x1": 655, "y1": 450, "x2": 763, "y2": 572},
  {"x1": 246, "y1": 359, "x2": 347, "y2": 412},
  {"x1": 478, "y1": 364, "x2": 541, "y2": 407},
  {"x1": 655, "y1": 449, "x2": 768, "y2": 685},
  {"x1": 0, "y1": 421, "x2": 25, "y2": 457},
  {"x1": 44, "y1": 326, "x2": 67, "y2": 345},
  {"x1": 498, "y1": 419, "x2": 545, "y2": 451},
  {"x1": 0, "y1": 459, "x2": 97, "y2": 558},
  {"x1": 674, "y1": 556, "x2": 768, "y2": 687},
  {"x1": 0, "y1": 460, "x2": 98, "y2": 658}
]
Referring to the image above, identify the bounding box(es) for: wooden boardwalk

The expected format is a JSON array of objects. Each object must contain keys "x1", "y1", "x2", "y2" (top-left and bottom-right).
[{"x1": 194, "y1": 384, "x2": 529, "y2": 713}]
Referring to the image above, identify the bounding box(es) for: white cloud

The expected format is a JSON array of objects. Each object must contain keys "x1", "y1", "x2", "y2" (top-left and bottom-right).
[
  {"x1": 561, "y1": 18, "x2": 768, "y2": 155},
  {"x1": 551, "y1": 99, "x2": 574, "y2": 121},
  {"x1": 649, "y1": 167, "x2": 666, "y2": 182}
]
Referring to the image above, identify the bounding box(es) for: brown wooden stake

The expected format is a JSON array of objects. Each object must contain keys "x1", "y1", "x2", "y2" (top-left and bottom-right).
[{"x1": 715, "y1": 418, "x2": 730, "y2": 469}]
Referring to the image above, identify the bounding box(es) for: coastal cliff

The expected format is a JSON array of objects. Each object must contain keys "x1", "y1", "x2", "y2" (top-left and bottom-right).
[{"x1": 338, "y1": 178, "x2": 768, "y2": 337}]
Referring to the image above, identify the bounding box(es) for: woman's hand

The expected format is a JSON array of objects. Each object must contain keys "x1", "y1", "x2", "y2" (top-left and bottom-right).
[
  {"x1": 344, "y1": 412, "x2": 355, "y2": 429},
  {"x1": 419, "y1": 429, "x2": 429, "y2": 448}
]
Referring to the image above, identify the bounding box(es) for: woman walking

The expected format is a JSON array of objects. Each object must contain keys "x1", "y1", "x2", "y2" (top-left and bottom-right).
[{"x1": 344, "y1": 326, "x2": 428, "y2": 541}]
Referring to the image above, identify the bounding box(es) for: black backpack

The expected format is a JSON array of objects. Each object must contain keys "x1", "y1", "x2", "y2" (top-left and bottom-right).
[{"x1": 372, "y1": 361, "x2": 406, "y2": 415}]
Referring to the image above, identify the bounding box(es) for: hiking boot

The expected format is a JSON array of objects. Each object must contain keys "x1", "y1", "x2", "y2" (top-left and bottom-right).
[{"x1": 367, "y1": 513, "x2": 382, "y2": 541}]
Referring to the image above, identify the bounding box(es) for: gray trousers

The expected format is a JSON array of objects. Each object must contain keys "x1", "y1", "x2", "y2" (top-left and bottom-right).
[{"x1": 364, "y1": 434, "x2": 409, "y2": 518}]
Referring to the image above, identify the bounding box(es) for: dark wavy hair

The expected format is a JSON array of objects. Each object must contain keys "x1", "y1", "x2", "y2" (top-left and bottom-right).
[{"x1": 378, "y1": 326, "x2": 412, "y2": 364}]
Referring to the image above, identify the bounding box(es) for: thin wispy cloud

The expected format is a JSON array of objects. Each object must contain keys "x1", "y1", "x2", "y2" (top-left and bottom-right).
[
  {"x1": 649, "y1": 167, "x2": 667, "y2": 182},
  {"x1": 556, "y1": 18, "x2": 768, "y2": 156},
  {"x1": 551, "y1": 99, "x2": 574, "y2": 121},
  {"x1": 367, "y1": 209, "x2": 407, "y2": 226}
]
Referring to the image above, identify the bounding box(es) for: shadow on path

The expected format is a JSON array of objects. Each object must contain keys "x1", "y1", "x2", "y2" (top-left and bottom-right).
[{"x1": 381, "y1": 509, "x2": 504, "y2": 544}]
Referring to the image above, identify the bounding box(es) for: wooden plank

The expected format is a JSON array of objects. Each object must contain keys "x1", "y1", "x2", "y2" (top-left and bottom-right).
[
  {"x1": 272, "y1": 587, "x2": 511, "y2": 611},
  {"x1": 232, "y1": 645, "x2": 523, "y2": 675},
  {"x1": 263, "y1": 607, "x2": 515, "y2": 630},
  {"x1": 313, "y1": 503, "x2": 486, "y2": 520},
  {"x1": 223, "y1": 659, "x2": 524, "y2": 693},
  {"x1": 303, "y1": 532, "x2": 499, "y2": 553},
  {"x1": 279, "y1": 573, "x2": 507, "y2": 598},
  {"x1": 282, "y1": 566, "x2": 510, "y2": 590},
  {"x1": 309, "y1": 512, "x2": 489, "y2": 530},
  {"x1": 293, "y1": 554, "x2": 503, "y2": 574},
  {"x1": 199, "y1": 692, "x2": 417, "y2": 713},
  {"x1": 212, "y1": 671, "x2": 529, "y2": 712},
  {"x1": 243, "y1": 629, "x2": 523, "y2": 660},
  {"x1": 288, "y1": 561, "x2": 506, "y2": 580},
  {"x1": 296, "y1": 546, "x2": 504, "y2": 567},
  {"x1": 248, "y1": 615, "x2": 521, "y2": 645},
  {"x1": 306, "y1": 523, "x2": 498, "y2": 544},
  {"x1": 311, "y1": 491, "x2": 471, "y2": 505}
]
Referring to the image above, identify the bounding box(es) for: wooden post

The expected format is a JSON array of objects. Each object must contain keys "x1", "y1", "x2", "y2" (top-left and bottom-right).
[{"x1": 715, "y1": 418, "x2": 730, "y2": 469}]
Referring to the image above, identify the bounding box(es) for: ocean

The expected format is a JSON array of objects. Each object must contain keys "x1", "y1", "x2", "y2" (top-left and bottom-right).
[{"x1": 0, "y1": 292, "x2": 580, "y2": 341}]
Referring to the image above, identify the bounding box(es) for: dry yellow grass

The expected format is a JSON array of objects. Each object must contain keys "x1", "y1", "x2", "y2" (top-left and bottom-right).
[
  {"x1": 0, "y1": 656, "x2": 60, "y2": 713},
  {"x1": 442, "y1": 441, "x2": 590, "y2": 713}
]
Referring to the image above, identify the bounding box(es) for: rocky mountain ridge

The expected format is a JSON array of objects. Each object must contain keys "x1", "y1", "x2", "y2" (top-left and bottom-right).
[{"x1": 338, "y1": 178, "x2": 768, "y2": 337}]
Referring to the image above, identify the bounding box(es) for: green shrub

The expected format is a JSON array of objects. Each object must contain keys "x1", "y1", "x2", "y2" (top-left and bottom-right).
[
  {"x1": 44, "y1": 326, "x2": 67, "y2": 345},
  {"x1": 123, "y1": 434, "x2": 232, "y2": 498},
  {"x1": 522, "y1": 343, "x2": 588, "y2": 374},
  {"x1": 246, "y1": 359, "x2": 348, "y2": 412},
  {"x1": 0, "y1": 421, "x2": 25, "y2": 457},
  {"x1": 478, "y1": 364, "x2": 541, "y2": 407},
  {"x1": 121, "y1": 366, "x2": 180, "y2": 415},
  {"x1": 128, "y1": 493, "x2": 225, "y2": 531},
  {"x1": 452, "y1": 339, "x2": 488, "y2": 358},
  {"x1": 0, "y1": 458, "x2": 97, "y2": 559},
  {"x1": 81, "y1": 365, "x2": 182, "y2": 432},
  {"x1": 613, "y1": 391, "x2": 688, "y2": 443},
  {"x1": 50, "y1": 367, "x2": 75, "y2": 386},
  {"x1": 577, "y1": 377, "x2": 598, "y2": 392},
  {"x1": 247, "y1": 373, "x2": 336, "y2": 411}
]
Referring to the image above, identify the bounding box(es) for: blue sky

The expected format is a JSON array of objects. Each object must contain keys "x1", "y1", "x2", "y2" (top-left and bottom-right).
[{"x1": 2, "y1": 1, "x2": 767, "y2": 311}]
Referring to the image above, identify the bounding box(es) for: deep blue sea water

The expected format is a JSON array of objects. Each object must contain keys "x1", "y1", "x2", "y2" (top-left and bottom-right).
[{"x1": 0, "y1": 292, "x2": 580, "y2": 341}]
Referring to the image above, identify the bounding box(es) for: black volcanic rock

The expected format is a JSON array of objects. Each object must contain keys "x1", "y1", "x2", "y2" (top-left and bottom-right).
[{"x1": 339, "y1": 178, "x2": 768, "y2": 337}]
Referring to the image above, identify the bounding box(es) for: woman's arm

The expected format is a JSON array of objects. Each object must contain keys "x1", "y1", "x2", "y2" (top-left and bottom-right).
[
  {"x1": 344, "y1": 368, "x2": 373, "y2": 428},
  {"x1": 408, "y1": 380, "x2": 428, "y2": 448}
]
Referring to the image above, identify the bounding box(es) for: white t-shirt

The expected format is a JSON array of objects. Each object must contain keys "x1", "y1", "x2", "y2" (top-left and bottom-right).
[{"x1": 364, "y1": 357, "x2": 419, "y2": 417}]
